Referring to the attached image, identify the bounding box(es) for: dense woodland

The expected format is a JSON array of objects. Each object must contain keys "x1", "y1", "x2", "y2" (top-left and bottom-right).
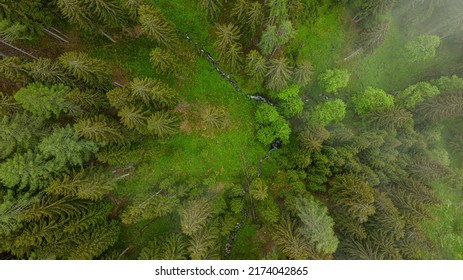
[{"x1": 1, "y1": 0, "x2": 463, "y2": 260}]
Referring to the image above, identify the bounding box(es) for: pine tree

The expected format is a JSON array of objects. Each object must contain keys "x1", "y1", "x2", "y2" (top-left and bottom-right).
[
  {"x1": 0, "y1": 150, "x2": 49, "y2": 192},
  {"x1": 298, "y1": 125, "x2": 330, "y2": 152},
  {"x1": 138, "y1": 5, "x2": 178, "y2": 49},
  {"x1": 245, "y1": 50, "x2": 267, "y2": 82},
  {"x1": 259, "y1": 25, "x2": 279, "y2": 55},
  {"x1": 198, "y1": 0, "x2": 223, "y2": 20},
  {"x1": 150, "y1": 47, "x2": 179, "y2": 76},
  {"x1": 139, "y1": 234, "x2": 188, "y2": 260},
  {"x1": 38, "y1": 126, "x2": 99, "y2": 172},
  {"x1": 179, "y1": 198, "x2": 211, "y2": 236},
  {"x1": 296, "y1": 196, "x2": 339, "y2": 255},
  {"x1": 367, "y1": 106, "x2": 413, "y2": 130},
  {"x1": 26, "y1": 58, "x2": 71, "y2": 85},
  {"x1": 56, "y1": 0, "x2": 93, "y2": 29},
  {"x1": 117, "y1": 105, "x2": 148, "y2": 132},
  {"x1": 329, "y1": 174, "x2": 376, "y2": 223},
  {"x1": 199, "y1": 105, "x2": 227, "y2": 130},
  {"x1": 273, "y1": 215, "x2": 313, "y2": 259},
  {"x1": 268, "y1": 0, "x2": 289, "y2": 25},
  {"x1": 150, "y1": 82, "x2": 179, "y2": 109},
  {"x1": 231, "y1": 0, "x2": 248, "y2": 24},
  {"x1": 247, "y1": 2, "x2": 263, "y2": 34},
  {"x1": 293, "y1": 61, "x2": 313, "y2": 87},
  {"x1": 249, "y1": 178, "x2": 269, "y2": 201},
  {"x1": 74, "y1": 115, "x2": 124, "y2": 144},
  {"x1": 0, "y1": 92, "x2": 20, "y2": 115},
  {"x1": 106, "y1": 87, "x2": 134, "y2": 110},
  {"x1": 0, "y1": 112, "x2": 44, "y2": 160},
  {"x1": 86, "y1": 0, "x2": 124, "y2": 26},
  {"x1": 58, "y1": 52, "x2": 111, "y2": 88},
  {"x1": 188, "y1": 226, "x2": 219, "y2": 260},
  {"x1": 146, "y1": 112, "x2": 180, "y2": 137},
  {"x1": 69, "y1": 221, "x2": 120, "y2": 260},
  {"x1": 214, "y1": 23, "x2": 243, "y2": 71},
  {"x1": 266, "y1": 57, "x2": 293, "y2": 91},
  {"x1": 129, "y1": 77, "x2": 158, "y2": 106},
  {"x1": 0, "y1": 57, "x2": 30, "y2": 82},
  {"x1": 20, "y1": 196, "x2": 91, "y2": 222},
  {"x1": 46, "y1": 170, "x2": 116, "y2": 201},
  {"x1": 416, "y1": 92, "x2": 463, "y2": 121}
]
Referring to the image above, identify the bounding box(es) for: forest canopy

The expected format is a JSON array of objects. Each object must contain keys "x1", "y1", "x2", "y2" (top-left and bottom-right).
[{"x1": 1, "y1": 0, "x2": 463, "y2": 260}]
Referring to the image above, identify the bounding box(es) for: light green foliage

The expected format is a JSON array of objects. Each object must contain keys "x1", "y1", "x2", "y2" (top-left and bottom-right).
[
  {"x1": 26, "y1": 58, "x2": 70, "y2": 85},
  {"x1": 404, "y1": 35, "x2": 440, "y2": 63},
  {"x1": 150, "y1": 47, "x2": 179, "y2": 76},
  {"x1": 150, "y1": 81, "x2": 179, "y2": 109},
  {"x1": 20, "y1": 196, "x2": 91, "y2": 222},
  {"x1": 199, "y1": 105, "x2": 227, "y2": 130},
  {"x1": 138, "y1": 5, "x2": 178, "y2": 48},
  {"x1": 179, "y1": 198, "x2": 211, "y2": 236},
  {"x1": 74, "y1": 115, "x2": 124, "y2": 144},
  {"x1": 58, "y1": 52, "x2": 111, "y2": 87},
  {"x1": 46, "y1": 170, "x2": 116, "y2": 201},
  {"x1": 120, "y1": 191, "x2": 179, "y2": 225},
  {"x1": 249, "y1": 178, "x2": 268, "y2": 201},
  {"x1": 318, "y1": 68, "x2": 350, "y2": 94},
  {"x1": 352, "y1": 87, "x2": 394, "y2": 116},
  {"x1": 296, "y1": 196, "x2": 339, "y2": 254},
  {"x1": 129, "y1": 77, "x2": 158, "y2": 106},
  {"x1": 0, "y1": 57, "x2": 29, "y2": 82},
  {"x1": 256, "y1": 198, "x2": 280, "y2": 224},
  {"x1": 139, "y1": 234, "x2": 188, "y2": 260},
  {"x1": 38, "y1": 126, "x2": 99, "y2": 171},
  {"x1": 0, "y1": 150, "x2": 48, "y2": 191},
  {"x1": 0, "y1": 113, "x2": 44, "y2": 159},
  {"x1": 310, "y1": 99, "x2": 346, "y2": 127},
  {"x1": 254, "y1": 103, "x2": 291, "y2": 146},
  {"x1": 56, "y1": 0, "x2": 93, "y2": 29},
  {"x1": 293, "y1": 61, "x2": 313, "y2": 87},
  {"x1": 188, "y1": 226, "x2": 219, "y2": 260},
  {"x1": 396, "y1": 82, "x2": 440, "y2": 110},
  {"x1": 106, "y1": 87, "x2": 133, "y2": 109},
  {"x1": 245, "y1": 50, "x2": 267, "y2": 82},
  {"x1": 117, "y1": 105, "x2": 148, "y2": 132},
  {"x1": 14, "y1": 83, "x2": 74, "y2": 119},
  {"x1": 274, "y1": 84, "x2": 303, "y2": 117},
  {"x1": 85, "y1": 0, "x2": 123, "y2": 26},
  {"x1": 214, "y1": 23, "x2": 243, "y2": 71},
  {"x1": 431, "y1": 75, "x2": 463, "y2": 92},
  {"x1": 0, "y1": 0, "x2": 51, "y2": 34},
  {"x1": 266, "y1": 57, "x2": 293, "y2": 91},
  {"x1": 0, "y1": 19, "x2": 31, "y2": 42},
  {"x1": 146, "y1": 112, "x2": 180, "y2": 137}
]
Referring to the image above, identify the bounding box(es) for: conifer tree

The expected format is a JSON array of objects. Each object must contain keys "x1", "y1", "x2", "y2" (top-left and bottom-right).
[
  {"x1": 26, "y1": 58, "x2": 71, "y2": 85},
  {"x1": 146, "y1": 112, "x2": 180, "y2": 137},
  {"x1": 245, "y1": 50, "x2": 267, "y2": 82},
  {"x1": 58, "y1": 52, "x2": 111, "y2": 88},
  {"x1": 0, "y1": 57, "x2": 30, "y2": 82},
  {"x1": 106, "y1": 87, "x2": 134, "y2": 110},
  {"x1": 150, "y1": 47, "x2": 179, "y2": 76},
  {"x1": 247, "y1": 2, "x2": 263, "y2": 34},
  {"x1": 259, "y1": 25, "x2": 279, "y2": 55},
  {"x1": 198, "y1": 0, "x2": 223, "y2": 20},
  {"x1": 74, "y1": 115, "x2": 124, "y2": 144},
  {"x1": 139, "y1": 234, "x2": 188, "y2": 260},
  {"x1": 266, "y1": 57, "x2": 293, "y2": 91},
  {"x1": 138, "y1": 5, "x2": 178, "y2": 49},
  {"x1": 179, "y1": 198, "x2": 212, "y2": 236},
  {"x1": 117, "y1": 105, "x2": 148, "y2": 132},
  {"x1": 129, "y1": 77, "x2": 158, "y2": 106},
  {"x1": 273, "y1": 215, "x2": 313, "y2": 259},
  {"x1": 150, "y1": 82, "x2": 179, "y2": 109},
  {"x1": 368, "y1": 106, "x2": 413, "y2": 130}
]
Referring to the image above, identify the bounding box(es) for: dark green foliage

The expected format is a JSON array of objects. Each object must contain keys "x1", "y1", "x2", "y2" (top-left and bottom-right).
[
  {"x1": 0, "y1": 57, "x2": 30, "y2": 82},
  {"x1": 416, "y1": 92, "x2": 463, "y2": 121},
  {"x1": 407, "y1": 156, "x2": 453, "y2": 182},
  {"x1": 298, "y1": 125, "x2": 330, "y2": 152},
  {"x1": 367, "y1": 106, "x2": 413, "y2": 130},
  {"x1": 305, "y1": 151, "x2": 332, "y2": 192},
  {"x1": 272, "y1": 215, "x2": 313, "y2": 260},
  {"x1": 0, "y1": 0, "x2": 51, "y2": 34},
  {"x1": 0, "y1": 92, "x2": 20, "y2": 116},
  {"x1": 26, "y1": 58, "x2": 71, "y2": 86},
  {"x1": 330, "y1": 174, "x2": 375, "y2": 223}
]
